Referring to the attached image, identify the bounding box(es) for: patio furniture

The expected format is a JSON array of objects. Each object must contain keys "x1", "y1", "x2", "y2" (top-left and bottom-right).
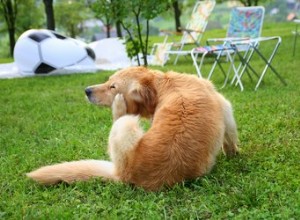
[
  {"x1": 149, "y1": 0, "x2": 216, "y2": 66},
  {"x1": 230, "y1": 36, "x2": 287, "y2": 91},
  {"x1": 190, "y1": 6, "x2": 265, "y2": 91}
]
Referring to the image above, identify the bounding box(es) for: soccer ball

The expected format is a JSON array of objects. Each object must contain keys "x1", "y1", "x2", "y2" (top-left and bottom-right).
[{"x1": 14, "y1": 29, "x2": 96, "y2": 75}]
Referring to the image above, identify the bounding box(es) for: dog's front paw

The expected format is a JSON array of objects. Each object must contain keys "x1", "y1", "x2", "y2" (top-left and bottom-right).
[{"x1": 112, "y1": 94, "x2": 127, "y2": 121}]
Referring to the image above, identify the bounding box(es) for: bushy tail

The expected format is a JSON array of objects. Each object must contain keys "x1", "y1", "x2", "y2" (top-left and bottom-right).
[
  {"x1": 27, "y1": 160, "x2": 118, "y2": 185},
  {"x1": 222, "y1": 99, "x2": 239, "y2": 156}
]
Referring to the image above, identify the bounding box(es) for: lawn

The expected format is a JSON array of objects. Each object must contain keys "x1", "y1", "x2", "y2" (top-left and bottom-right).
[{"x1": 0, "y1": 22, "x2": 299, "y2": 219}]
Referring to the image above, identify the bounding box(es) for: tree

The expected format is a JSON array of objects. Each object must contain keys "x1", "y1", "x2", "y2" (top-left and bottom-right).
[
  {"x1": 0, "y1": 0, "x2": 18, "y2": 57},
  {"x1": 90, "y1": 0, "x2": 114, "y2": 38},
  {"x1": 55, "y1": 0, "x2": 91, "y2": 38},
  {"x1": 43, "y1": 0, "x2": 55, "y2": 30},
  {"x1": 0, "y1": 0, "x2": 43, "y2": 57},
  {"x1": 91, "y1": 0, "x2": 169, "y2": 66},
  {"x1": 17, "y1": 0, "x2": 44, "y2": 35},
  {"x1": 115, "y1": 20, "x2": 122, "y2": 38},
  {"x1": 118, "y1": 0, "x2": 169, "y2": 66},
  {"x1": 111, "y1": 0, "x2": 123, "y2": 38},
  {"x1": 90, "y1": 0, "x2": 123, "y2": 38}
]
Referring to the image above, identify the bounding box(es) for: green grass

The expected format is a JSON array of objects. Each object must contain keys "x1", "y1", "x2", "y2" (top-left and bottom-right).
[
  {"x1": 0, "y1": 57, "x2": 13, "y2": 64},
  {"x1": 1, "y1": 22, "x2": 300, "y2": 219}
]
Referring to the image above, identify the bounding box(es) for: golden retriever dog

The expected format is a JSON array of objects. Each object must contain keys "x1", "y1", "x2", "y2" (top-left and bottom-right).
[{"x1": 27, "y1": 66, "x2": 239, "y2": 191}]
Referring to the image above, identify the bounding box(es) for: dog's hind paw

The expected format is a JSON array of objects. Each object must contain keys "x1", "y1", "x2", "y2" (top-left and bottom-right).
[{"x1": 112, "y1": 94, "x2": 127, "y2": 121}]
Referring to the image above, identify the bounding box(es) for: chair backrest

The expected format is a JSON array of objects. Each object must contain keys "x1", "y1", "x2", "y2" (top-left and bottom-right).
[
  {"x1": 182, "y1": 0, "x2": 216, "y2": 44},
  {"x1": 227, "y1": 6, "x2": 265, "y2": 39}
]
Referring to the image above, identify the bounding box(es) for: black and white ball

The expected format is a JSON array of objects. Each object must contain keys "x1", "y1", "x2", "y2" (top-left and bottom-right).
[{"x1": 14, "y1": 29, "x2": 96, "y2": 75}]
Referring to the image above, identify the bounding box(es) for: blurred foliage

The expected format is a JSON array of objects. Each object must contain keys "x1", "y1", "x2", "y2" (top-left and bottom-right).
[
  {"x1": 89, "y1": 0, "x2": 115, "y2": 37},
  {"x1": 54, "y1": 0, "x2": 92, "y2": 38},
  {"x1": 120, "y1": 0, "x2": 168, "y2": 65},
  {"x1": 0, "y1": 0, "x2": 44, "y2": 35},
  {"x1": 91, "y1": 0, "x2": 171, "y2": 65},
  {"x1": 0, "y1": 0, "x2": 44, "y2": 57},
  {"x1": 16, "y1": 0, "x2": 44, "y2": 34}
]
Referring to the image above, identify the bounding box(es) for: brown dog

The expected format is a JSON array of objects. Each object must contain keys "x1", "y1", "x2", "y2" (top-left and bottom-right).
[{"x1": 27, "y1": 67, "x2": 239, "y2": 191}]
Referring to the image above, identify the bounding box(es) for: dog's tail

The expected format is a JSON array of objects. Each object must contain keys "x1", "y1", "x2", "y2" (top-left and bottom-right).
[{"x1": 26, "y1": 160, "x2": 119, "y2": 185}]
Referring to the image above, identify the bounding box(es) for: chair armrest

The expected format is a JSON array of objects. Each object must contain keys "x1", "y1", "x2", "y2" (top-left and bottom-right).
[
  {"x1": 230, "y1": 36, "x2": 281, "y2": 46},
  {"x1": 179, "y1": 27, "x2": 203, "y2": 33},
  {"x1": 160, "y1": 29, "x2": 181, "y2": 35},
  {"x1": 207, "y1": 37, "x2": 250, "y2": 43}
]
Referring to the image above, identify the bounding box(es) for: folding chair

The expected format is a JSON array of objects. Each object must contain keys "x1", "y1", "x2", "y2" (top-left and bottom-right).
[
  {"x1": 190, "y1": 6, "x2": 265, "y2": 91},
  {"x1": 230, "y1": 36, "x2": 287, "y2": 91},
  {"x1": 149, "y1": 0, "x2": 216, "y2": 66}
]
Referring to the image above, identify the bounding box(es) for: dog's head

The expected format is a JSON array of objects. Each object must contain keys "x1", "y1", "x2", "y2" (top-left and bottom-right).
[{"x1": 85, "y1": 67, "x2": 158, "y2": 117}]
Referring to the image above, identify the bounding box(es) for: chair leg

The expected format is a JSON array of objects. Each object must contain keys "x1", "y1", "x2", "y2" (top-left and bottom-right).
[
  {"x1": 254, "y1": 41, "x2": 287, "y2": 90},
  {"x1": 173, "y1": 44, "x2": 184, "y2": 65},
  {"x1": 222, "y1": 55, "x2": 238, "y2": 89},
  {"x1": 225, "y1": 51, "x2": 244, "y2": 91},
  {"x1": 208, "y1": 52, "x2": 224, "y2": 80},
  {"x1": 233, "y1": 47, "x2": 260, "y2": 87},
  {"x1": 231, "y1": 46, "x2": 254, "y2": 85},
  {"x1": 209, "y1": 50, "x2": 243, "y2": 91},
  {"x1": 191, "y1": 49, "x2": 203, "y2": 78}
]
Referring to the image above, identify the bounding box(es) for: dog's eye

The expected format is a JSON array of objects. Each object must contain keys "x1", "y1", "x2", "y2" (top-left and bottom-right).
[{"x1": 110, "y1": 84, "x2": 116, "y2": 89}]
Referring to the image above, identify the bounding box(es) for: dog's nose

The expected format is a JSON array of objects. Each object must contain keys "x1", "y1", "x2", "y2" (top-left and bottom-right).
[{"x1": 85, "y1": 87, "x2": 93, "y2": 97}]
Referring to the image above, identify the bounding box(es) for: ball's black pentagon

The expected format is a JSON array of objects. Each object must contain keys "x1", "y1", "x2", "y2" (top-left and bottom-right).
[
  {"x1": 51, "y1": 31, "x2": 67, "y2": 40},
  {"x1": 28, "y1": 32, "x2": 51, "y2": 42},
  {"x1": 85, "y1": 47, "x2": 96, "y2": 60},
  {"x1": 35, "y1": 62, "x2": 56, "y2": 74}
]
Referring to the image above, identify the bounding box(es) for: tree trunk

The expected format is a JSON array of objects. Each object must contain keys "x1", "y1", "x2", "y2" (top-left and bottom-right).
[
  {"x1": 143, "y1": 19, "x2": 150, "y2": 66},
  {"x1": 173, "y1": 1, "x2": 181, "y2": 32},
  {"x1": 43, "y1": 0, "x2": 55, "y2": 30},
  {"x1": 8, "y1": 27, "x2": 15, "y2": 57},
  {"x1": 135, "y1": 12, "x2": 146, "y2": 66},
  {"x1": 105, "y1": 15, "x2": 111, "y2": 38},
  {"x1": 116, "y1": 20, "x2": 122, "y2": 37},
  {"x1": 106, "y1": 24, "x2": 111, "y2": 38},
  {"x1": 1, "y1": 0, "x2": 17, "y2": 57},
  {"x1": 70, "y1": 24, "x2": 75, "y2": 38}
]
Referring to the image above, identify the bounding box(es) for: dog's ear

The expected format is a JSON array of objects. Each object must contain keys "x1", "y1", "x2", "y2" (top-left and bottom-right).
[
  {"x1": 129, "y1": 82, "x2": 143, "y2": 102},
  {"x1": 129, "y1": 81, "x2": 157, "y2": 107}
]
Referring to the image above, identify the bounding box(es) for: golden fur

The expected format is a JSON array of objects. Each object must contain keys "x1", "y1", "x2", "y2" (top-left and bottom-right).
[{"x1": 27, "y1": 67, "x2": 239, "y2": 191}]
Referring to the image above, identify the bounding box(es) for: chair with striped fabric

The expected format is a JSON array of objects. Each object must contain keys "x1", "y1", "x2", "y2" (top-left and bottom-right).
[
  {"x1": 191, "y1": 6, "x2": 265, "y2": 91},
  {"x1": 149, "y1": 0, "x2": 216, "y2": 66}
]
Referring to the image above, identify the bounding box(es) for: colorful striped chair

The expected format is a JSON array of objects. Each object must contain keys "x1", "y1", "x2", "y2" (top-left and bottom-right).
[{"x1": 150, "y1": 0, "x2": 216, "y2": 66}]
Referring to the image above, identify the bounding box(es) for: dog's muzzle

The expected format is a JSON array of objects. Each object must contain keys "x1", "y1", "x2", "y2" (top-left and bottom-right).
[
  {"x1": 85, "y1": 87, "x2": 93, "y2": 98},
  {"x1": 85, "y1": 87, "x2": 96, "y2": 103}
]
